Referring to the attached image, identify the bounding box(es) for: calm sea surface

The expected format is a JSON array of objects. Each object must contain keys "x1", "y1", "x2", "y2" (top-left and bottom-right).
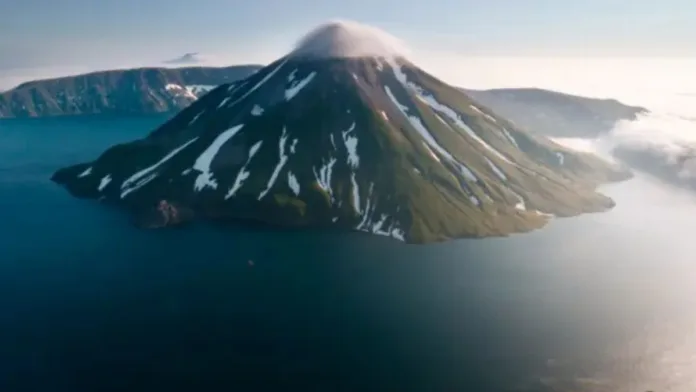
[{"x1": 2, "y1": 115, "x2": 696, "y2": 392}]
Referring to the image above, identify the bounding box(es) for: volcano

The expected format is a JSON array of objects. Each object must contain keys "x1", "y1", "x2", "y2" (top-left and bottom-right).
[{"x1": 52, "y1": 21, "x2": 631, "y2": 243}]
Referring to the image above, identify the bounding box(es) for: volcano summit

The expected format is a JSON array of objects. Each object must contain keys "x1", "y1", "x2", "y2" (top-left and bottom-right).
[{"x1": 52, "y1": 21, "x2": 631, "y2": 243}]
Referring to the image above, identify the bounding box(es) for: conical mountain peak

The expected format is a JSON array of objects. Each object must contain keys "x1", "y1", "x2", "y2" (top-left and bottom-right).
[{"x1": 51, "y1": 22, "x2": 630, "y2": 243}]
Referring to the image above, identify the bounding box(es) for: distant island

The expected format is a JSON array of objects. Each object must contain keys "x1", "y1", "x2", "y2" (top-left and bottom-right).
[
  {"x1": 462, "y1": 88, "x2": 648, "y2": 138},
  {"x1": 0, "y1": 65, "x2": 262, "y2": 118},
  {"x1": 1, "y1": 66, "x2": 646, "y2": 141},
  {"x1": 51, "y1": 21, "x2": 631, "y2": 244}
]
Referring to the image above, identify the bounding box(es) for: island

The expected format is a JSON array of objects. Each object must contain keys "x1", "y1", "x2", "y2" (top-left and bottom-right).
[{"x1": 51, "y1": 21, "x2": 632, "y2": 244}]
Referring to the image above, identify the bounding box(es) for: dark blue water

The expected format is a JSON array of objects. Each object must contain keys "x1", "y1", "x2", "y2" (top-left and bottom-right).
[{"x1": 3, "y1": 115, "x2": 696, "y2": 391}]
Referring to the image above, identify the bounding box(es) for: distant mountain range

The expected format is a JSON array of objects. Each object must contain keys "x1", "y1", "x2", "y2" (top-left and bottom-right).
[
  {"x1": 0, "y1": 64, "x2": 647, "y2": 139},
  {"x1": 0, "y1": 65, "x2": 262, "y2": 118}
]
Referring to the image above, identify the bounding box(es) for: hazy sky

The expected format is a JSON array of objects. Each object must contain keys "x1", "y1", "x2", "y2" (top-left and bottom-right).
[{"x1": 1, "y1": 0, "x2": 694, "y2": 70}]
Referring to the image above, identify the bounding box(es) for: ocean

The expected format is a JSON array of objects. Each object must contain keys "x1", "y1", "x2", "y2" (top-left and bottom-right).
[{"x1": 2, "y1": 114, "x2": 696, "y2": 391}]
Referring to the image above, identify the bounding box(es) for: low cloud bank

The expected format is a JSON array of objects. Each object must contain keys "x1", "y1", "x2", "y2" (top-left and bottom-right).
[{"x1": 555, "y1": 92, "x2": 696, "y2": 183}]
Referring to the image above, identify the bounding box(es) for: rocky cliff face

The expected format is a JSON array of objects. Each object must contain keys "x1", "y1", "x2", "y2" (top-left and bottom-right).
[
  {"x1": 463, "y1": 88, "x2": 648, "y2": 138},
  {"x1": 0, "y1": 65, "x2": 262, "y2": 118}
]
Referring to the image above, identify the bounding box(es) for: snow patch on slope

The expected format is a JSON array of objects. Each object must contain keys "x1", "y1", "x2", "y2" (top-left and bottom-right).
[
  {"x1": 485, "y1": 157, "x2": 507, "y2": 181},
  {"x1": 226, "y1": 140, "x2": 263, "y2": 199},
  {"x1": 285, "y1": 71, "x2": 317, "y2": 100},
  {"x1": 502, "y1": 128, "x2": 520, "y2": 149},
  {"x1": 354, "y1": 184, "x2": 406, "y2": 241},
  {"x1": 386, "y1": 61, "x2": 528, "y2": 184},
  {"x1": 509, "y1": 189, "x2": 527, "y2": 211},
  {"x1": 165, "y1": 84, "x2": 198, "y2": 100},
  {"x1": 469, "y1": 104, "x2": 498, "y2": 123},
  {"x1": 121, "y1": 174, "x2": 157, "y2": 199},
  {"x1": 341, "y1": 122, "x2": 360, "y2": 169},
  {"x1": 350, "y1": 173, "x2": 361, "y2": 214},
  {"x1": 221, "y1": 58, "x2": 288, "y2": 110},
  {"x1": 189, "y1": 110, "x2": 205, "y2": 126},
  {"x1": 258, "y1": 127, "x2": 290, "y2": 200},
  {"x1": 186, "y1": 85, "x2": 216, "y2": 97},
  {"x1": 120, "y1": 137, "x2": 199, "y2": 198},
  {"x1": 391, "y1": 66, "x2": 515, "y2": 166},
  {"x1": 251, "y1": 104, "x2": 264, "y2": 116},
  {"x1": 287, "y1": 172, "x2": 300, "y2": 195},
  {"x1": 384, "y1": 85, "x2": 477, "y2": 183},
  {"x1": 78, "y1": 167, "x2": 92, "y2": 177},
  {"x1": 192, "y1": 124, "x2": 244, "y2": 191},
  {"x1": 98, "y1": 175, "x2": 112, "y2": 191},
  {"x1": 422, "y1": 143, "x2": 441, "y2": 162},
  {"x1": 313, "y1": 157, "x2": 338, "y2": 202}
]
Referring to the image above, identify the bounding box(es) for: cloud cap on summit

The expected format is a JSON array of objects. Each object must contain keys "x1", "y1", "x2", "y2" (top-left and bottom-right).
[{"x1": 289, "y1": 20, "x2": 411, "y2": 60}]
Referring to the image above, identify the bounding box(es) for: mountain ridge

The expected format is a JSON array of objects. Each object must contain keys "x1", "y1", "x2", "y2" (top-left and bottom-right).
[
  {"x1": 462, "y1": 87, "x2": 648, "y2": 138},
  {"x1": 0, "y1": 65, "x2": 262, "y2": 118}
]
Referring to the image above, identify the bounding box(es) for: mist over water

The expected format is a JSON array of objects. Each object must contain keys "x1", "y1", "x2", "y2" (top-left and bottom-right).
[
  {"x1": 553, "y1": 90, "x2": 696, "y2": 181},
  {"x1": 608, "y1": 105, "x2": 696, "y2": 172}
]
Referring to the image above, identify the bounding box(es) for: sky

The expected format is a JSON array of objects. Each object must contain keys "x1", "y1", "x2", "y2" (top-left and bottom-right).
[
  {"x1": 2, "y1": 0, "x2": 695, "y2": 67},
  {"x1": 0, "y1": 0, "x2": 695, "y2": 95}
]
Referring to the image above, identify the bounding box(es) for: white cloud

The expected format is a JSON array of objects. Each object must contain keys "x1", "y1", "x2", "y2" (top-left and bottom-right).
[{"x1": 290, "y1": 19, "x2": 411, "y2": 59}]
